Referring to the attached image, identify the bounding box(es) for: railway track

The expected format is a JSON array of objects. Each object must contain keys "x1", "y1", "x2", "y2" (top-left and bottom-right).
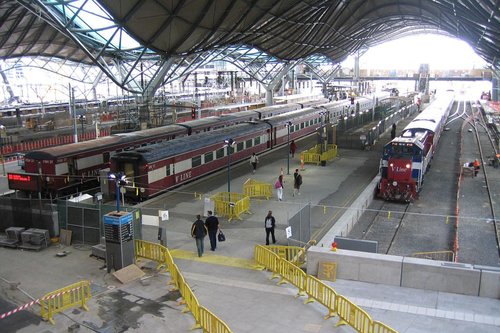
[
  {"x1": 470, "y1": 101, "x2": 500, "y2": 257},
  {"x1": 361, "y1": 201, "x2": 410, "y2": 254}
]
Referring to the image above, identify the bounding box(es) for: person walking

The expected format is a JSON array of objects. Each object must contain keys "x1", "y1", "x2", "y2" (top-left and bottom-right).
[
  {"x1": 249, "y1": 153, "x2": 259, "y2": 173},
  {"x1": 391, "y1": 123, "x2": 397, "y2": 139},
  {"x1": 275, "y1": 174, "x2": 284, "y2": 201},
  {"x1": 191, "y1": 214, "x2": 207, "y2": 257},
  {"x1": 293, "y1": 169, "x2": 302, "y2": 196},
  {"x1": 204, "y1": 210, "x2": 219, "y2": 251},
  {"x1": 264, "y1": 210, "x2": 276, "y2": 245},
  {"x1": 290, "y1": 140, "x2": 297, "y2": 158},
  {"x1": 473, "y1": 159, "x2": 481, "y2": 177}
]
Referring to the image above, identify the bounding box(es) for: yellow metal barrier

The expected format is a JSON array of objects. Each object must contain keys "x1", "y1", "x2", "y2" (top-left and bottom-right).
[
  {"x1": 135, "y1": 239, "x2": 169, "y2": 270},
  {"x1": 199, "y1": 306, "x2": 232, "y2": 333},
  {"x1": 178, "y1": 272, "x2": 202, "y2": 329},
  {"x1": 372, "y1": 321, "x2": 399, "y2": 333},
  {"x1": 300, "y1": 144, "x2": 337, "y2": 165},
  {"x1": 412, "y1": 250, "x2": 455, "y2": 262},
  {"x1": 135, "y1": 240, "x2": 233, "y2": 332},
  {"x1": 304, "y1": 275, "x2": 337, "y2": 319},
  {"x1": 264, "y1": 245, "x2": 306, "y2": 266},
  {"x1": 254, "y1": 245, "x2": 281, "y2": 280},
  {"x1": 243, "y1": 178, "x2": 272, "y2": 199},
  {"x1": 336, "y1": 294, "x2": 372, "y2": 332},
  {"x1": 276, "y1": 259, "x2": 307, "y2": 296},
  {"x1": 40, "y1": 280, "x2": 91, "y2": 325},
  {"x1": 211, "y1": 192, "x2": 251, "y2": 221},
  {"x1": 253, "y1": 244, "x2": 397, "y2": 333}
]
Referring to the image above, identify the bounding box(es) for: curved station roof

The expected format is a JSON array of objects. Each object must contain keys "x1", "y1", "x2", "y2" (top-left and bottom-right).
[{"x1": 0, "y1": 0, "x2": 498, "y2": 94}]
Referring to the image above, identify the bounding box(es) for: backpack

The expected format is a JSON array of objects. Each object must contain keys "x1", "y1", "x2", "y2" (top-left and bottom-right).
[{"x1": 274, "y1": 180, "x2": 281, "y2": 189}]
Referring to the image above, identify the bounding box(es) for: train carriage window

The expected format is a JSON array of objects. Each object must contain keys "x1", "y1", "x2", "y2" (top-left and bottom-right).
[
  {"x1": 204, "y1": 152, "x2": 214, "y2": 163},
  {"x1": 236, "y1": 142, "x2": 244, "y2": 152},
  {"x1": 192, "y1": 155, "x2": 202, "y2": 167},
  {"x1": 246, "y1": 139, "x2": 253, "y2": 148},
  {"x1": 216, "y1": 148, "x2": 225, "y2": 159},
  {"x1": 166, "y1": 164, "x2": 171, "y2": 176},
  {"x1": 301, "y1": 122, "x2": 305, "y2": 129},
  {"x1": 290, "y1": 126, "x2": 295, "y2": 133},
  {"x1": 254, "y1": 137, "x2": 261, "y2": 145}
]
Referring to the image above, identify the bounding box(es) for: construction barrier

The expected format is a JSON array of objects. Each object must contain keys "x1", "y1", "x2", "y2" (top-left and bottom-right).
[
  {"x1": 412, "y1": 250, "x2": 455, "y2": 262},
  {"x1": 135, "y1": 239, "x2": 176, "y2": 270},
  {"x1": 199, "y1": 306, "x2": 232, "y2": 333},
  {"x1": 277, "y1": 259, "x2": 307, "y2": 296},
  {"x1": 264, "y1": 245, "x2": 306, "y2": 266},
  {"x1": 40, "y1": 280, "x2": 91, "y2": 325},
  {"x1": 134, "y1": 240, "x2": 233, "y2": 332},
  {"x1": 336, "y1": 294, "x2": 372, "y2": 331},
  {"x1": 304, "y1": 275, "x2": 337, "y2": 318},
  {"x1": 253, "y1": 245, "x2": 398, "y2": 332},
  {"x1": 300, "y1": 144, "x2": 338, "y2": 165},
  {"x1": 372, "y1": 321, "x2": 399, "y2": 333},
  {"x1": 243, "y1": 178, "x2": 272, "y2": 199},
  {"x1": 211, "y1": 192, "x2": 251, "y2": 221}
]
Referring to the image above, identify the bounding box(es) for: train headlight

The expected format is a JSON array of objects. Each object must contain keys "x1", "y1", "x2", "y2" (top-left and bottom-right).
[
  {"x1": 392, "y1": 181, "x2": 398, "y2": 186},
  {"x1": 406, "y1": 163, "x2": 411, "y2": 168}
]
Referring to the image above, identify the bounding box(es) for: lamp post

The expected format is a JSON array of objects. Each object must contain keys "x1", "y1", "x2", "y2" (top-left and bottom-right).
[
  {"x1": 286, "y1": 121, "x2": 292, "y2": 175},
  {"x1": 79, "y1": 115, "x2": 86, "y2": 137},
  {"x1": 108, "y1": 172, "x2": 127, "y2": 212},
  {"x1": 319, "y1": 111, "x2": 328, "y2": 166},
  {"x1": 224, "y1": 138, "x2": 235, "y2": 202},
  {"x1": 0, "y1": 125, "x2": 5, "y2": 176}
]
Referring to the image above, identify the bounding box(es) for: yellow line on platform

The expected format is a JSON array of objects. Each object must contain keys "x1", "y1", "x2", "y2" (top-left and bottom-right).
[{"x1": 170, "y1": 249, "x2": 257, "y2": 270}]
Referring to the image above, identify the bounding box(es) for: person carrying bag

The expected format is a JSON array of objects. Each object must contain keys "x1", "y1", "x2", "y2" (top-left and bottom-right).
[{"x1": 218, "y1": 229, "x2": 226, "y2": 242}]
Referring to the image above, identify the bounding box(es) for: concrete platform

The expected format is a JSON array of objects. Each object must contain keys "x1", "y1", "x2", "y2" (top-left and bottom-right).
[{"x1": 1, "y1": 114, "x2": 499, "y2": 332}]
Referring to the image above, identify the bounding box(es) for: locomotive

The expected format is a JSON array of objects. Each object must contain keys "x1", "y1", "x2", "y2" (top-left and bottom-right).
[{"x1": 377, "y1": 93, "x2": 455, "y2": 201}]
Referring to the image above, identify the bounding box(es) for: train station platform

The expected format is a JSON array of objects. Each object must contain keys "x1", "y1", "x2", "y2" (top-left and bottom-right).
[{"x1": 1, "y1": 109, "x2": 500, "y2": 332}]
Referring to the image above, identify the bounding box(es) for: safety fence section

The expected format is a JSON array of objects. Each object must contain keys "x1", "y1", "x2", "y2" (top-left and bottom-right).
[
  {"x1": 254, "y1": 245, "x2": 398, "y2": 333},
  {"x1": 135, "y1": 240, "x2": 233, "y2": 332},
  {"x1": 211, "y1": 192, "x2": 251, "y2": 222},
  {"x1": 243, "y1": 178, "x2": 272, "y2": 199},
  {"x1": 412, "y1": 250, "x2": 455, "y2": 262},
  {"x1": 40, "y1": 280, "x2": 91, "y2": 325},
  {"x1": 300, "y1": 144, "x2": 338, "y2": 165},
  {"x1": 264, "y1": 244, "x2": 306, "y2": 266}
]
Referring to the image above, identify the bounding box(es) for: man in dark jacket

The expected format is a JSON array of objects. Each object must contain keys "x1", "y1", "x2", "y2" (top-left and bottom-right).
[
  {"x1": 205, "y1": 211, "x2": 220, "y2": 251},
  {"x1": 191, "y1": 215, "x2": 207, "y2": 257},
  {"x1": 264, "y1": 210, "x2": 276, "y2": 245}
]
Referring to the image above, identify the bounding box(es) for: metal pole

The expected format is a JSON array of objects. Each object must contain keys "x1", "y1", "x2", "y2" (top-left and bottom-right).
[
  {"x1": 115, "y1": 181, "x2": 120, "y2": 212},
  {"x1": 227, "y1": 146, "x2": 231, "y2": 202},
  {"x1": 287, "y1": 125, "x2": 290, "y2": 175},
  {"x1": 0, "y1": 136, "x2": 5, "y2": 177}
]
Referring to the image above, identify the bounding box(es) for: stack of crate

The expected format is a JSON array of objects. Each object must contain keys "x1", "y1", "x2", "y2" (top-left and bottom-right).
[
  {"x1": 19, "y1": 228, "x2": 50, "y2": 251},
  {"x1": 0, "y1": 227, "x2": 25, "y2": 248}
]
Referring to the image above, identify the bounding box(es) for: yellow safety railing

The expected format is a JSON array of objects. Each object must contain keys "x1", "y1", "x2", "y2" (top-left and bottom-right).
[
  {"x1": 199, "y1": 306, "x2": 232, "y2": 333},
  {"x1": 211, "y1": 192, "x2": 251, "y2": 221},
  {"x1": 336, "y1": 294, "x2": 372, "y2": 331},
  {"x1": 135, "y1": 239, "x2": 172, "y2": 270},
  {"x1": 243, "y1": 178, "x2": 272, "y2": 199},
  {"x1": 300, "y1": 144, "x2": 338, "y2": 165},
  {"x1": 264, "y1": 244, "x2": 306, "y2": 266},
  {"x1": 134, "y1": 240, "x2": 233, "y2": 332},
  {"x1": 372, "y1": 321, "x2": 399, "y2": 333},
  {"x1": 277, "y1": 259, "x2": 307, "y2": 296},
  {"x1": 253, "y1": 245, "x2": 398, "y2": 333},
  {"x1": 412, "y1": 250, "x2": 455, "y2": 262},
  {"x1": 40, "y1": 280, "x2": 91, "y2": 325},
  {"x1": 304, "y1": 275, "x2": 337, "y2": 319}
]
